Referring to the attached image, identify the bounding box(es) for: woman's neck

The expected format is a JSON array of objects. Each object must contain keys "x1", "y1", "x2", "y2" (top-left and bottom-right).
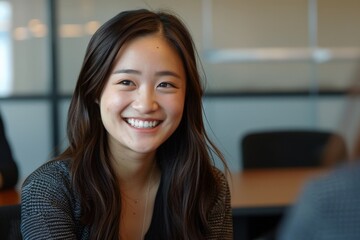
[
  {"x1": 117, "y1": 155, "x2": 161, "y2": 240},
  {"x1": 111, "y1": 151, "x2": 157, "y2": 190}
]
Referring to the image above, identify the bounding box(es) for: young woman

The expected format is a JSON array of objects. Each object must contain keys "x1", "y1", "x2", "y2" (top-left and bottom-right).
[{"x1": 21, "y1": 9, "x2": 232, "y2": 240}]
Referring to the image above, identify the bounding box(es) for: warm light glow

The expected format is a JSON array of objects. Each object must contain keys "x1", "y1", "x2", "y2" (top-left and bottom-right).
[
  {"x1": 28, "y1": 19, "x2": 41, "y2": 29},
  {"x1": 85, "y1": 20, "x2": 100, "y2": 35},
  {"x1": 28, "y1": 19, "x2": 47, "y2": 38},
  {"x1": 59, "y1": 24, "x2": 83, "y2": 38},
  {"x1": 13, "y1": 27, "x2": 29, "y2": 40}
]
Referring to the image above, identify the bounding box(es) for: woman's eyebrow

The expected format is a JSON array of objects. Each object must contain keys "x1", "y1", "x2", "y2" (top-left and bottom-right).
[
  {"x1": 155, "y1": 71, "x2": 181, "y2": 79},
  {"x1": 113, "y1": 69, "x2": 181, "y2": 79},
  {"x1": 112, "y1": 69, "x2": 141, "y2": 75}
]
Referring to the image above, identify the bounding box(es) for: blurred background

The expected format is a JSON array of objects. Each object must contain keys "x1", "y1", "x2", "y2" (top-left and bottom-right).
[{"x1": 1, "y1": 0, "x2": 360, "y2": 186}]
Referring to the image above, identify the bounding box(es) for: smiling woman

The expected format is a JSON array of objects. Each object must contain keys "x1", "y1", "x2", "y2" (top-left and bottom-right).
[
  {"x1": 20, "y1": 9, "x2": 232, "y2": 240},
  {"x1": 100, "y1": 34, "x2": 186, "y2": 157}
]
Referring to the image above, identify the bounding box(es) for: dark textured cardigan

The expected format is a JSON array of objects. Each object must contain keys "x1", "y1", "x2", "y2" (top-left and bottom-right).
[{"x1": 21, "y1": 159, "x2": 233, "y2": 239}]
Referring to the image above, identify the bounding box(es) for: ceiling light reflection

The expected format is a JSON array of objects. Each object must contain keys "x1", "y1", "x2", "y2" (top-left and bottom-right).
[
  {"x1": 28, "y1": 19, "x2": 47, "y2": 38},
  {"x1": 13, "y1": 27, "x2": 29, "y2": 40},
  {"x1": 59, "y1": 24, "x2": 83, "y2": 38},
  {"x1": 85, "y1": 21, "x2": 100, "y2": 35}
]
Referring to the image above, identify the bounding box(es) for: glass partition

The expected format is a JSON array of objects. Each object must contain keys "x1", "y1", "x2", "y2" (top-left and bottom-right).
[
  {"x1": 56, "y1": 0, "x2": 360, "y2": 94},
  {"x1": 0, "y1": 0, "x2": 49, "y2": 96},
  {"x1": 1, "y1": 0, "x2": 359, "y2": 97}
]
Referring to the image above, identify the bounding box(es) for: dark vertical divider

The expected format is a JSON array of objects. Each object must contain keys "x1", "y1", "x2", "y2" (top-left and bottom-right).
[{"x1": 47, "y1": 0, "x2": 60, "y2": 156}]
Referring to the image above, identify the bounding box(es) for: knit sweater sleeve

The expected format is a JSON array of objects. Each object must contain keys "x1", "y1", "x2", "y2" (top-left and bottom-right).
[
  {"x1": 206, "y1": 168, "x2": 233, "y2": 239},
  {"x1": 21, "y1": 160, "x2": 81, "y2": 240}
]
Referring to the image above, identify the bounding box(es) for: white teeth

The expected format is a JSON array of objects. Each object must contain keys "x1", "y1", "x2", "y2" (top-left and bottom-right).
[{"x1": 126, "y1": 119, "x2": 159, "y2": 129}]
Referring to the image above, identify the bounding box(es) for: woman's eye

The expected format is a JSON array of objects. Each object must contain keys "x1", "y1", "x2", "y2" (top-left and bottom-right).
[
  {"x1": 118, "y1": 80, "x2": 134, "y2": 86},
  {"x1": 158, "y1": 82, "x2": 175, "y2": 88}
]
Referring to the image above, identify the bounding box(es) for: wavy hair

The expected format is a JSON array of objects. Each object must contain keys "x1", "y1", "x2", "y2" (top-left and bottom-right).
[{"x1": 58, "y1": 9, "x2": 228, "y2": 239}]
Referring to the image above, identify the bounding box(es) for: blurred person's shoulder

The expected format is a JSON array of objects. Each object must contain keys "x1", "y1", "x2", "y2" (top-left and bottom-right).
[
  {"x1": 314, "y1": 161, "x2": 360, "y2": 190},
  {"x1": 305, "y1": 161, "x2": 360, "y2": 206}
]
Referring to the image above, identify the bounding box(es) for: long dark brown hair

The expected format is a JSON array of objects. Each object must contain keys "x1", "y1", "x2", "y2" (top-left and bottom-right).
[{"x1": 58, "y1": 9, "x2": 228, "y2": 239}]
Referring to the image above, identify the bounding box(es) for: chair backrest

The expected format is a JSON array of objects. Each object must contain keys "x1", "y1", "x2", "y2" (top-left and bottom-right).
[
  {"x1": 241, "y1": 130, "x2": 348, "y2": 169},
  {"x1": 0, "y1": 204, "x2": 22, "y2": 240}
]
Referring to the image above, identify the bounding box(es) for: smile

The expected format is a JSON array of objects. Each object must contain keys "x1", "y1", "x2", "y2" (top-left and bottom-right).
[{"x1": 126, "y1": 118, "x2": 160, "y2": 129}]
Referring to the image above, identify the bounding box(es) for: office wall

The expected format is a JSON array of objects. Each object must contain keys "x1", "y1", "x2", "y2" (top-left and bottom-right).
[
  {"x1": 56, "y1": 0, "x2": 360, "y2": 93},
  {"x1": 4, "y1": 0, "x2": 360, "y2": 95}
]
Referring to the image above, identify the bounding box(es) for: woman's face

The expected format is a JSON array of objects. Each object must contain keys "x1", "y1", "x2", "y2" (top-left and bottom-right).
[{"x1": 99, "y1": 34, "x2": 186, "y2": 158}]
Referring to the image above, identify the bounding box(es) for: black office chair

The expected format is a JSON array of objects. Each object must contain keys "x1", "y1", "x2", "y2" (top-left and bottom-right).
[
  {"x1": 0, "y1": 204, "x2": 22, "y2": 240},
  {"x1": 241, "y1": 129, "x2": 348, "y2": 169},
  {"x1": 236, "y1": 129, "x2": 347, "y2": 240}
]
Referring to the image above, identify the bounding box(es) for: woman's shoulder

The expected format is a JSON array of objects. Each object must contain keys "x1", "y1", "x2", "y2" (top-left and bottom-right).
[
  {"x1": 210, "y1": 166, "x2": 231, "y2": 207},
  {"x1": 22, "y1": 159, "x2": 72, "y2": 196},
  {"x1": 21, "y1": 159, "x2": 88, "y2": 239},
  {"x1": 211, "y1": 167, "x2": 229, "y2": 188},
  {"x1": 23, "y1": 159, "x2": 71, "y2": 184},
  {"x1": 206, "y1": 167, "x2": 233, "y2": 238}
]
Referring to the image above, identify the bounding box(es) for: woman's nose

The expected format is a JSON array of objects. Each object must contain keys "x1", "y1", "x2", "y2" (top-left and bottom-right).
[{"x1": 132, "y1": 88, "x2": 159, "y2": 113}]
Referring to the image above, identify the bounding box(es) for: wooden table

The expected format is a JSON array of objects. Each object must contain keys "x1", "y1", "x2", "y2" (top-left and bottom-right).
[
  {"x1": 0, "y1": 188, "x2": 20, "y2": 206},
  {"x1": 229, "y1": 167, "x2": 328, "y2": 216},
  {"x1": 229, "y1": 167, "x2": 329, "y2": 239}
]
